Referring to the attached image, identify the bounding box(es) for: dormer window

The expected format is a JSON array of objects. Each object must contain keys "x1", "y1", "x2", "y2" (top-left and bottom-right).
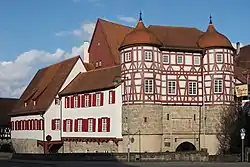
[
  {"x1": 99, "y1": 61, "x2": 102, "y2": 67},
  {"x1": 24, "y1": 102, "x2": 27, "y2": 107},
  {"x1": 33, "y1": 100, "x2": 36, "y2": 106},
  {"x1": 124, "y1": 52, "x2": 131, "y2": 62},
  {"x1": 144, "y1": 51, "x2": 152, "y2": 61},
  {"x1": 216, "y1": 54, "x2": 223, "y2": 63}
]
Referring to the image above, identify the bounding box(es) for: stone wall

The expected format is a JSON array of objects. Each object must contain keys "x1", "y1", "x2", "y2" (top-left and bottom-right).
[
  {"x1": 11, "y1": 151, "x2": 209, "y2": 162},
  {"x1": 62, "y1": 141, "x2": 118, "y2": 153},
  {"x1": 11, "y1": 138, "x2": 43, "y2": 153}
]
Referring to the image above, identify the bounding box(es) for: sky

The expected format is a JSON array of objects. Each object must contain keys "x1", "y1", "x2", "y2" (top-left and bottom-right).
[{"x1": 0, "y1": 0, "x2": 249, "y2": 98}]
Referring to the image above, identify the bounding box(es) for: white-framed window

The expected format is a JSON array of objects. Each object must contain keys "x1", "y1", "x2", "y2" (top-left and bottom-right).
[
  {"x1": 96, "y1": 93, "x2": 100, "y2": 106},
  {"x1": 109, "y1": 91, "x2": 113, "y2": 104},
  {"x1": 74, "y1": 96, "x2": 78, "y2": 108},
  {"x1": 88, "y1": 119, "x2": 93, "y2": 132},
  {"x1": 78, "y1": 119, "x2": 83, "y2": 132},
  {"x1": 214, "y1": 79, "x2": 223, "y2": 93},
  {"x1": 168, "y1": 81, "x2": 176, "y2": 94},
  {"x1": 66, "y1": 119, "x2": 71, "y2": 132},
  {"x1": 177, "y1": 55, "x2": 183, "y2": 64},
  {"x1": 144, "y1": 51, "x2": 153, "y2": 61},
  {"x1": 194, "y1": 56, "x2": 200, "y2": 65},
  {"x1": 102, "y1": 118, "x2": 107, "y2": 132},
  {"x1": 163, "y1": 55, "x2": 169, "y2": 64},
  {"x1": 144, "y1": 79, "x2": 153, "y2": 93},
  {"x1": 216, "y1": 54, "x2": 223, "y2": 63},
  {"x1": 85, "y1": 95, "x2": 89, "y2": 107},
  {"x1": 189, "y1": 82, "x2": 197, "y2": 95},
  {"x1": 55, "y1": 119, "x2": 60, "y2": 130},
  {"x1": 124, "y1": 52, "x2": 131, "y2": 62}
]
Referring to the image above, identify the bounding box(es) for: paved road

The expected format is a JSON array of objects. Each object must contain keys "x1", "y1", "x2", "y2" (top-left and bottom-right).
[{"x1": 1, "y1": 160, "x2": 250, "y2": 167}]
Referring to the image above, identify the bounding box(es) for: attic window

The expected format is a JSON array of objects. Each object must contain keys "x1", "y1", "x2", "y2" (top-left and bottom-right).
[
  {"x1": 24, "y1": 102, "x2": 27, "y2": 107},
  {"x1": 99, "y1": 61, "x2": 102, "y2": 67},
  {"x1": 55, "y1": 98, "x2": 60, "y2": 105},
  {"x1": 33, "y1": 100, "x2": 36, "y2": 106},
  {"x1": 95, "y1": 62, "x2": 99, "y2": 68}
]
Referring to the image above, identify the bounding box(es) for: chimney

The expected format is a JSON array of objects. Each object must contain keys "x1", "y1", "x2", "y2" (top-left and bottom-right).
[
  {"x1": 83, "y1": 41, "x2": 89, "y2": 63},
  {"x1": 236, "y1": 42, "x2": 240, "y2": 55}
]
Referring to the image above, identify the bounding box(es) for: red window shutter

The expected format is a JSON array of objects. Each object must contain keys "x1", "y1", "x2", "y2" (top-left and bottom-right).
[
  {"x1": 65, "y1": 97, "x2": 67, "y2": 108},
  {"x1": 32, "y1": 120, "x2": 35, "y2": 130},
  {"x1": 107, "y1": 118, "x2": 111, "y2": 132},
  {"x1": 81, "y1": 95, "x2": 85, "y2": 107},
  {"x1": 100, "y1": 92, "x2": 104, "y2": 106},
  {"x1": 98, "y1": 118, "x2": 102, "y2": 132},
  {"x1": 112, "y1": 91, "x2": 115, "y2": 104},
  {"x1": 83, "y1": 119, "x2": 88, "y2": 132},
  {"x1": 92, "y1": 118, "x2": 96, "y2": 132},
  {"x1": 66, "y1": 97, "x2": 70, "y2": 108},
  {"x1": 15, "y1": 121, "x2": 17, "y2": 130},
  {"x1": 51, "y1": 119, "x2": 55, "y2": 130},
  {"x1": 26, "y1": 120, "x2": 30, "y2": 130},
  {"x1": 74, "y1": 119, "x2": 78, "y2": 132},
  {"x1": 92, "y1": 94, "x2": 96, "y2": 106},
  {"x1": 70, "y1": 119, "x2": 73, "y2": 132},
  {"x1": 77, "y1": 95, "x2": 81, "y2": 108},
  {"x1": 63, "y1": 120, "x2": 66, "y2": 132},
  {"x1": 22, "y1": 120, "x2": 25, "y2": 130},
  {"x1": 37, "y1": 120, "x2": 41, "y2": 130},
  {"x1": 31, "y1": 120, "x2": 34, "y2": 130},
  {"x1": 71, "y1": 96, "x2": 74, "y2": 108}
]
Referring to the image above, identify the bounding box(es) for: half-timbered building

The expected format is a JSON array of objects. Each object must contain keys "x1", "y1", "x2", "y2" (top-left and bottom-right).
[{"x1": 10, "y1": 13, "x2": 249, "y2": 155}]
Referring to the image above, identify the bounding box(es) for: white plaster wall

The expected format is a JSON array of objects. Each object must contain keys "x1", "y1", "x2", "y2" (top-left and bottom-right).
[
  {"x1": 62, "y1": 86, "x2": 122, "y2": 138},
  {"x1": 44, "y1": 57, "x2": 86, "y2": 141},
  {"x1": 11, "y1": 115, "x2": 43, "y2": 140}
]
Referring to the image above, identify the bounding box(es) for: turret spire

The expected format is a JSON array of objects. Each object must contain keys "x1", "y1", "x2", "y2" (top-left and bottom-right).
[
  {"x1": 139, "y1": 10, "x2": 142, "y2": 21},
  {"x1": 209, "y1": 15, "x2": 212, "y2": 24}
]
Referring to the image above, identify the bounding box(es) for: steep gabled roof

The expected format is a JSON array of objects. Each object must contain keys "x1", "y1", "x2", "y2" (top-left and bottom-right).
[
  {"x1": 59, "y1": 65, "x2": 121, "y2": 96},
  {"x1": 0, "y1": 98, "x2": 18, "y2": 126},
  {"x1": 10, "y1": 56, "x2": 84, "y2": 116},
  {"x1": 98, "y1": 19, "x2": 133, "y2": 64},
  {"x1": 236, "y1": 45, "x2": 250, "y2": 69}
]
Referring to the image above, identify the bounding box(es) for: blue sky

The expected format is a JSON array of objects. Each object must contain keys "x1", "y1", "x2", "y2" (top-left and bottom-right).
[{"x1": 0, "y1": 0, "x2": 249, "y2": 97}]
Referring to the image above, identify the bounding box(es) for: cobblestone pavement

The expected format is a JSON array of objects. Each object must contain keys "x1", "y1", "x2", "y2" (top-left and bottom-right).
[{"x1": 1, "y1": 160, "x2": 250, "y2": 167}]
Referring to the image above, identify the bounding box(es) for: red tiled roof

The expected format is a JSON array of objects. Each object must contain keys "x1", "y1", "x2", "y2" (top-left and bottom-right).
[
  {"x1": 59, "y1": 65, "x2": 121, "y2": 96},
  {"x1": 10, "y1": 56, "x2": 84, "y2": 116},
  {"x1": 0, "y1": 98, "x2": 18, "y2": 126},
  {"x1": 198, "y1": 24, "x2": 233, "y2": 49},
  {"x1": 235, "y1": 45, "x2": 250, "y2": 69}
]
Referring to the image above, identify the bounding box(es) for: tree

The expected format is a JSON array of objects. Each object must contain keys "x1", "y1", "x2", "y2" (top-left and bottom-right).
[{"x1": 216, "y1": 103, "x2": 244, "y2": 154}]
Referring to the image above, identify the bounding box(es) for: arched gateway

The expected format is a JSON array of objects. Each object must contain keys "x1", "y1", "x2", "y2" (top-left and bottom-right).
[{"x1": 176, "y1": 142, "x2": 196, "y2": 152}]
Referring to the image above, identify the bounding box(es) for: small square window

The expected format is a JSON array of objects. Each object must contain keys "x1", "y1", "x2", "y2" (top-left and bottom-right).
[
  {"x1": 144, "y1": 51, "x2": 153, "y2": 61},
  {"x1": 177, "y1": 56, "x2": 183, "y2": 64},
  {"x1": 194, "y1": 56, "x2": 200, "y2": 65},
  {"x1": 163, "y1": 55, "x2": 169, "y2": 64},
  {"x1": 125, "y1": 52, "x2": 131, "y2": 62},
  {"x1": 216, "y1": 54, "x2": 223, "y2": 63}
]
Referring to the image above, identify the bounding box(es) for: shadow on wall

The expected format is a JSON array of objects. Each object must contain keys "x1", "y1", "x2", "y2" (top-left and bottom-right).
[{"x1": 0, "y1": 143, "x2": 15, "y2": 153}]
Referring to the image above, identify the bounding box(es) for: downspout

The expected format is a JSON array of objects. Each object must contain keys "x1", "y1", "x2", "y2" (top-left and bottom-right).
[
  {"x1": 198, "y1": 106, "x2": 201, "y2": 151},
  {"x1": 60, "y1": 96, "x2": 64, "y2": 153},
  {"x1": 40, "y1": 113, "x2": 45, "y2": 154}
]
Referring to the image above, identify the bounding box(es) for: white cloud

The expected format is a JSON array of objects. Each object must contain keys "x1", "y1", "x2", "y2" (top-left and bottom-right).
[
  {"x1": 117, "y1": 16, "x2": 136, "y2": 23},
  {"x1": 55, "y1": 22, "x2": 95, "y2": 40},
  {"x1": 0, "y1": 43, "x2": 87, "y2": 98}
]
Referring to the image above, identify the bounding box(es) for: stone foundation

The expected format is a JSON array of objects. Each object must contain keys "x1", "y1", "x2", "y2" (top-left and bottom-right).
[
  {"x1": 62, "y1": 141, "x2": 118, "y2": 153},
  {"x1": 11, "y1": 138, "x2": 43, "y2": 153}
]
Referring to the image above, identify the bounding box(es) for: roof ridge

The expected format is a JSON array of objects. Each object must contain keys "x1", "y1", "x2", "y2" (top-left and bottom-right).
[
  {"x1": 81, "y1": 65, "x2": 120, "y2": 75},
  {"x1": 98, "y1": 18, "x2": 134, "y2": 29},
  {"x1": 39, "y1": 56, "x2": 80, "y2": 71},
  {"x1": 149, "y1": 25, "x2": 200, "y2": 29}
]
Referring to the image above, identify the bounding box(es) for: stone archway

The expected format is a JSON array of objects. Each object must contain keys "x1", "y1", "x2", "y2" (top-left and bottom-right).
[{"x1": 176, "y1": 142, "x2": 196, "y2": 152}]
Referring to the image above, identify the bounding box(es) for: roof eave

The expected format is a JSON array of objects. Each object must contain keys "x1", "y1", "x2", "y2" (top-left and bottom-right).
[
  {"x1": 119, "y1": 43, "x2": 162, "y2": 51},
  {"x1": 159, "y1": 46, "x2": 203, "y2": 53},
  {"x1": 59, "y1": 83, "x2": 122, "y2": 97}
]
